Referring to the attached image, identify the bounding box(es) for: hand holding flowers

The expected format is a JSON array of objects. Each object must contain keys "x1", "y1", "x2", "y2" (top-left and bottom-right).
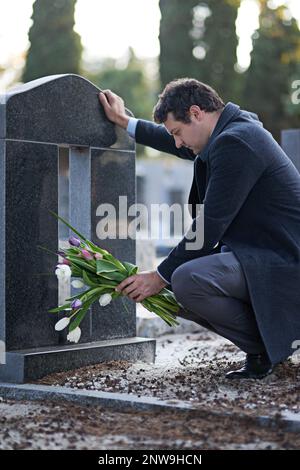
[{"x1": 43, "y1": 213, "x2": 180, "y2": 343}]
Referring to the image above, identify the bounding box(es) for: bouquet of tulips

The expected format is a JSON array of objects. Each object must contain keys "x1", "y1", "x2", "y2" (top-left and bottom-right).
[{"x1": 42, "y1": 212, "x2": 180, "y2": 343}]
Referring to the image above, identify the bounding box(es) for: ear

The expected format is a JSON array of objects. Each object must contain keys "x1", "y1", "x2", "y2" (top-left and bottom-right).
[{"x1": 189, "y1": 105, "x2": 204, "y2": 121}]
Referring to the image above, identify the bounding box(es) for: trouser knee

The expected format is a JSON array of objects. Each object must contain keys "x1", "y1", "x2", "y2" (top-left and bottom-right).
[
  {"x1": 171, "y1": 265, "x2": 191, "y2": 306},
  {"x1": 171, "y1": 263, "x2": 221, "y2": 317}
]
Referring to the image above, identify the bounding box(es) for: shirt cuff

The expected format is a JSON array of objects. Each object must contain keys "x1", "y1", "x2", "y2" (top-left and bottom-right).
[
  {"x1": 126, "y1": 117, "x2": 139, "y2": 139},
  {"x1": 156, "y1": 268, "x2": 170, "y2": 285}
]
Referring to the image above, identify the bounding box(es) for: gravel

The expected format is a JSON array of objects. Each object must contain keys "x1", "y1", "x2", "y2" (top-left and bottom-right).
[
  {"x1": 1, "y1": 328, "x2": 299, "y2": 449},
  {"x1": 0, "y1": 398, "x2": 299, "y2": 449},
  {"x1": 35, "y1": 329, "x2": 300, "y2": 418}
]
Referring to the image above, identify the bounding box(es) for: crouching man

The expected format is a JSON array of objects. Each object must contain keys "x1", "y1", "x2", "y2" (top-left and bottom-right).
[{"x1": 99, "y1": 78, "x2": 300, "y2": 380}]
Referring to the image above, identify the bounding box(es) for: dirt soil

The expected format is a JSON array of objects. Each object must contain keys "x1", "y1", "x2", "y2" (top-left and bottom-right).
[
  {"x1": 0, "y1": 398, "x2": 299, "y2": 450},
  {"x1": 35, "y1": 329, "x2": 300, "y2": 419}
]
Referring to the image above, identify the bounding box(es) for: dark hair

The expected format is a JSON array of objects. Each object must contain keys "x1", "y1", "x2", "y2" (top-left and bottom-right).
[{"x1": 153, "y1": 78, "x2": 225, "y2": 124}]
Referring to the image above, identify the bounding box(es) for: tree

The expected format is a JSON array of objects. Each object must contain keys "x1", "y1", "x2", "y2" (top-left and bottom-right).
[
  {"x1": 242, "y1": 1, "x2": 300, "y2": 141},
  {"x1": 22, "y1": 0, "x2": 82, "y2": 83},
  {"x1": 159, "y1": 0, "x2": 199, "y2": 88},
  {"x1": 88, "y1": 48, "x2": 156, "y2": 121},
  {"x1": 192, "y1": 0, "x2": 241, "y2": 102},
  {"x1": 158, "y1": 0, "x2": 241, "y2": 102}
]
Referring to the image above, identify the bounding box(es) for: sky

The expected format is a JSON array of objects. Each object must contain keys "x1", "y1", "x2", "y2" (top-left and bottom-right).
[{"x1": 0, "y1": 0, "x2": 299, "y2": 90}]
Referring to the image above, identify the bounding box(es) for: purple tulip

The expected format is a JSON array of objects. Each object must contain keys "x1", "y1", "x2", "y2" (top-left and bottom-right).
[
  {"x1": 58, "y1": 251, "x2": 66, "y2": 258},
  {"x1": 69, "y1": 236, "x2": 81, "y2": 247},
  {"x1": 81, "y1": 249, "x2": 93, "y2": 260},
  {"x1": 56, "y1": 261, "x2": 70, "y2": 268},
  {"x1": 62, "y1": 258, "x2": 71, "y2": 266},
  {"x1": 71, "y1": 299, "x2": 83, "y2": 309}
]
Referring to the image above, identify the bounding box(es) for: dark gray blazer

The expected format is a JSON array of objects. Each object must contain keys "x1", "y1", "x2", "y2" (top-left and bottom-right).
[{"x1": 135, "y1": 102, "x2": 300, "y2": 365}]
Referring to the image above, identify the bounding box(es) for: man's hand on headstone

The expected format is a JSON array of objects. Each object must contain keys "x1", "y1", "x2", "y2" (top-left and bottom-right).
[
  {"x1": 115, "y1": 270, "x2": 168, "y2": 303},
  {"x1": 98, "y1": 90, "x2": 130, "y2": 129}
]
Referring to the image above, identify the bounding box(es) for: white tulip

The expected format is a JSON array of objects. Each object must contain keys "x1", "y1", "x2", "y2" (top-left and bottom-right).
[
  {"x1": 55, "y1": 265, "x2": 72, "y2": 282},
  {"x1": 99, "y1": 293, "x2": 113, "y2": 307},
  {"x1": 71, "y1": 279, "x2": 85, "y2": 289},
  {"x1": 55, "y1": 317, "x2": 70, "y2": 331},
  {"x1": 67, "y1": 327, "x2": 81, "y2": 343}
]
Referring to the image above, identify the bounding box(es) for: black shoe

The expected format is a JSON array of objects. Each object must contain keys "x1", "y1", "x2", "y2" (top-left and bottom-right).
[{"x1": 225, "y1": 352, "x2": 274, "y2": 380}]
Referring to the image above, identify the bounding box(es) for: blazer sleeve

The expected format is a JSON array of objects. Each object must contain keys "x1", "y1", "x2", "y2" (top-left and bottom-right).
[
  {"x1": 135, "y1": 119, "x2": 195, "y2": 161},
  {"x1": 157, "y1": 135, "x2": 268, "y2": 283}
]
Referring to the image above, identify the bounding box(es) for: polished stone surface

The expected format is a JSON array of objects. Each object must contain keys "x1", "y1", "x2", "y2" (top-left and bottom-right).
[
  {"x1": 4, "y1": 141, "x2": 59, "y2": 350},
  {"x1": 90, "y1": 148, "x2": 136, "y2": 341},
  {"x1": 0, "y1": 337, "x2": 155, "y2": 383},
  {"x1": 0, "y1": 74, "x2": 153, "y2": 384},
  {"x1": 69, "y1": 146, "x2": 92, "y2": 344},
  {"x1": 1, "y1": 74, "x2": 134, "y2": 150}
]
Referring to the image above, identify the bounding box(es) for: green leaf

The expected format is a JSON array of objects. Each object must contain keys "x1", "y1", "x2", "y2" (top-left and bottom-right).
[
  {"x1": 85, "y1": 239, "x2": 109, "y2": 256},
  {"x1": 99, "y1": 271, "x2": 126, "y2": 282},
  {"x1": 150, "y1": 294, "x2": 178, "y2": 310},
  {"x1": 70, "y1": 266, "x2": 82, "y2": 277},
  {"x1": 123, "y1": 261, "x2": 138, "y2": 274},
  {"x1": 96, "y1": 259, "x2": 119, "y2": 274},
  {"x1": 122, "y1": 261, "x2": 135, "y2": 270},
  {"x1": 82, "y1": 270, "x2": 100, "y2": 287},
  {"x1": 161, "y1": 288, "x2": 174, "y2": 296},
  {"x1": 97, "y1": 285, "x2": 117, "y2": 291},
  {"x1": 68, "y1": 296, "x2": 95, "y2": 332},
  {"x1": 69, "y1": 308, "x2": 87, "y2": 332},
  {"x1": 129, "y1": 266, "x2": 138, "y2": 276},
  {"x1": 78, "y1": 286, "x2": 107, "y2": 302},
  {"x1": 67, "y1": 256, "x2": 96, "y2": 273},
  {"x1": 102, "y1": 253, "x2": 127, "y2": 272},
  {"x1": 68, "y1": 289, "x2": 110, "y2": 332},
  {"x1": 65, "y1": 247, "x2": 81, "y2": 255},
  {"x1": 141, "y1": 298, "x2": 179, "y2": 327},
  {"x1": 48, "y1": 302, "x2": 71, "y2": 313},
  {"x1": 112, "y1": 291, "x2": 121, "y2": 300},
  {"x1": 65, "y1": 286, "x2": 98, "y2": 302}
]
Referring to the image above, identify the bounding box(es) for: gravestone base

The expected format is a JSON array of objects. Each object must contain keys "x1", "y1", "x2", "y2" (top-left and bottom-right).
[{"x1": 0, "y1": 337, "x2": 155, "y2": 384}]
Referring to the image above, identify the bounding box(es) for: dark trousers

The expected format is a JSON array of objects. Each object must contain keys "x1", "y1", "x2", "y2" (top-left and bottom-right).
[{"x1": 171, "y1": 247, "x2": 266, "y2": 354}]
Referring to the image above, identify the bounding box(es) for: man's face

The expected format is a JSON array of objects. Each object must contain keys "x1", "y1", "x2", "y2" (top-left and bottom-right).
[{"x1": 164, "y1": 108, "x2": 210, "y2": 155}]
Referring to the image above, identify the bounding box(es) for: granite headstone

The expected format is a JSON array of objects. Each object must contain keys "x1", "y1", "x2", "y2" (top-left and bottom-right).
[{"x1": 0, "y1": 74, "x2": 155, "y2": 383}]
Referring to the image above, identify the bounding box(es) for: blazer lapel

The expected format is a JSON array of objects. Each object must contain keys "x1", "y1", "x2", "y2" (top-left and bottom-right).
[
  {"x1": 188, "y1": 102, "x2": 242, "y2": 211},
  {"x1": 197, "y1": 102, "x2": 241, "y2": 163}
]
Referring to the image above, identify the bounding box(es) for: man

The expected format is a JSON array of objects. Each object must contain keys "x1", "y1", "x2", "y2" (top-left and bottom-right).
[{"x1": 99, "y1": 78, "x2": 300, "y2": 380}]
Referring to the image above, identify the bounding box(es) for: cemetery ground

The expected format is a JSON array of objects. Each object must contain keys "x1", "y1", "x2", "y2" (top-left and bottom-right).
[{"x1": 0, "y1": 325, "x2": 300, "y2": 450}]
